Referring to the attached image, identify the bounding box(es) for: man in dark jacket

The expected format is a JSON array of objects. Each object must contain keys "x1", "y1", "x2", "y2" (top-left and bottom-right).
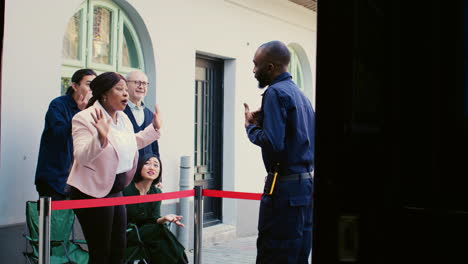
[
  {"x1": 124, "y1": 71, "x2": 160, "y2": 158},
  {"x1": 244, "y1": 41, "x2": 315, "y2": 264},
  {"x1": 35, "y1": 69, "x2": 96, "y2": 200}
]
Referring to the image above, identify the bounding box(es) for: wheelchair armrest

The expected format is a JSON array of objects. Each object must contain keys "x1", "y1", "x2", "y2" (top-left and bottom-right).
[
  {"x1": 127, "y1": 223, "x2": 138, "y2": 230},
  {"x1": 127, "y1": 223, "x2": 143, "y2": 242},
  {"x1": 127, "y1": 223, "x2": 139, "y2": 233}
]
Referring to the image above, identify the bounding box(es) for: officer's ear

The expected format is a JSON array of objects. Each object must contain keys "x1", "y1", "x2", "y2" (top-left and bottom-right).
[{"x1": 267, "y1": 62, "x2": 275, "y2": 72}]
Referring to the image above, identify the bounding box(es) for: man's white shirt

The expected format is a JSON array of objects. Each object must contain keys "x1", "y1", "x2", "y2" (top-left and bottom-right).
[{"x1": 127, "y1": 100, "x2": 145, "y2": 126}]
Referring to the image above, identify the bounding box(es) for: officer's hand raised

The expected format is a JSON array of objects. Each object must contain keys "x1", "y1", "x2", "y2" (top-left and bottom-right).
[{"x1": 244, "y1": 103, "x2": 253, "y2": 128}]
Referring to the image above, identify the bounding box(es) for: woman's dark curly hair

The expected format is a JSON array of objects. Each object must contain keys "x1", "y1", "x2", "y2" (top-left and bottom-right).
[
  {"x1": 86, "y1": 72, "x2": 126, "y2": 108},
  {"x1": 133, "y1": 153, "x2": 162, "y2": 185}
]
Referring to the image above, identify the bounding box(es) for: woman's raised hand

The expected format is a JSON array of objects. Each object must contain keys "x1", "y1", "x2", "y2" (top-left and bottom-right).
[
  {"x1": 152, "y1": 104, "x2": 162, "y2": 130},
  {"x1": 77, "y1": 94, "x2": 88, "y2": 110},
  {"x1": 163, "y1": 214, "x2": 185, "y2": 227},
  {"x1": 90, "y1": 108, "x2": 111, "y2": 146}
]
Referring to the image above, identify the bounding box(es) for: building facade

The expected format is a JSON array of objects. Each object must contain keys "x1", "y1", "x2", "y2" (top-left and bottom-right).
[{"x1": 0, "y1": 0, "x2": 316, "y2": 261}]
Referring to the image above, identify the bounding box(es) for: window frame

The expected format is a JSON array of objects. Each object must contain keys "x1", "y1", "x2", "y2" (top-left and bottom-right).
[
  {"x1": 61, "y1": 0, "x2": 147, "y2": 94},
  {"x1": 288, "y1": 46, "x2": 305, "y2": 92},
  {"x1": 62, "y1": 6, "x2": 87, "y2": 70},
  {"x1": 86, "y1": 0, "x2": 119, "y2": 72},
  {"x1": 117, "y1": 14, "x2": 145, "y2": 73}
]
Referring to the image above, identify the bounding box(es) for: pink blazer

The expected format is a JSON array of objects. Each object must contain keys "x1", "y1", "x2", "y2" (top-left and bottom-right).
[{"x1": 67, "y1": 101, "x2": 160, "y2": 198}]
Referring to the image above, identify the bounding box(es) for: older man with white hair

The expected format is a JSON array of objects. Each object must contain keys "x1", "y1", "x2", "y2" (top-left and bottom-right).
[{"x1": 124, "y1": 70, "x2": 160, "y2": 158}]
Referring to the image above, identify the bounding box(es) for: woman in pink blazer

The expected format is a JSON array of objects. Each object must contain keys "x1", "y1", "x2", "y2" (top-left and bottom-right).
[{"x1": 66, "y1": 72, "x2": 161, "y2": 264}]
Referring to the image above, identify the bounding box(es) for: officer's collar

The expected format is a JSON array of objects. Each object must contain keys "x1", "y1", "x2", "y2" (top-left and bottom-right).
[{"x1": 261, "y1": 72, "x2": 292, "y2": 96}]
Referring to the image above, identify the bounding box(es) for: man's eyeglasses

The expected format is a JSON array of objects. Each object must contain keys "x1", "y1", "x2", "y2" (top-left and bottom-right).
[{"x1": 128, "y1": 80, "x2": 149, "y2": 87}]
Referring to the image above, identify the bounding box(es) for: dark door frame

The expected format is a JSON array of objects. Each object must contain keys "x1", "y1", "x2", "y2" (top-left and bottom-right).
[{"x1": 194, "y1": 55, "x2": 224, "y2": 227}]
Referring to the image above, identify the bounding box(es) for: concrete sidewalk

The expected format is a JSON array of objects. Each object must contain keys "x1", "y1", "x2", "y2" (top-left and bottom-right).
[
  {"x1": 186, "y1": 235, "x2": 257, "y2": 264},
  {"x1": 185, "y1": 235, "x2": 312, "y2": 264}
]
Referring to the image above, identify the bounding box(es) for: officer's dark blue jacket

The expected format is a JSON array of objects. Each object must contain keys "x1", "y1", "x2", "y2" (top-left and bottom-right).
[
  {"x1": 35, "y1": 94, "x2": 79, "y2": 194},
  {"x1": 246, "y1": 72, "x2": 315, "y2": 176}
]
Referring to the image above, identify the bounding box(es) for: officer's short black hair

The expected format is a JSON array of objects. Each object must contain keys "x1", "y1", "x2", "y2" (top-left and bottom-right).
[{"x1": 259, "y1": 40, "x2": 291, "y2": 67}]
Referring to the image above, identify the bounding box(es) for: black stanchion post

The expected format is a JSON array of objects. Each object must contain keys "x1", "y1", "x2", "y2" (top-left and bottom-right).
[
  {"x1": 38, "y1": 197, "x2": 51, "y2": 264},
  {"x1": 194, "y1": 185, "x2": 203, "y2": 264}
]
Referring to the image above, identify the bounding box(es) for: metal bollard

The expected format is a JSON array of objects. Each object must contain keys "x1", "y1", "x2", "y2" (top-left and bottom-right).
[
  {"x1": 38, "y1": 197, "x2": 51, "y2": 264},
  {"x1": 179, "y1": 156, "x2": 193, "y2": 248},
  {"x1": 194, "y1": 185, "x2": 203, "y2": 264}
]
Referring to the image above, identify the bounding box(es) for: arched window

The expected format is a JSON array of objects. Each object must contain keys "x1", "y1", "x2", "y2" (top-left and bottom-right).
[
  {"x1": 288, "y1": 46, "x2": 304, "y2": 92},
  {"x1": 61, "y1": 0, "x2": 145, "y2": 94},
  {"x1": 288, "y1": 44, "x2": 314, "y2": 103}
]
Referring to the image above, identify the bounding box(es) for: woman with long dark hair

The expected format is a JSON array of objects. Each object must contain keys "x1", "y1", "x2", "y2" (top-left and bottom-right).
[
  {"x1": 123, "y1": 153, "x2": 188, "y2": 264},
  {"x1": 67, "y1": 72, "x2": 162, "y2": 263}
]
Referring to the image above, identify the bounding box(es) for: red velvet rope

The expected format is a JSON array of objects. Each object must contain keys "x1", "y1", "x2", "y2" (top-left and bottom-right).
[
  {"x1": 51, "y1": 189, "x2": 262, "y2": 211},
  {"x1": 202, "y1": 189, "x2": 262, "y2": 201},
  {"x1": 51, "y1": 190, "x2": 195, "y2": 210}
]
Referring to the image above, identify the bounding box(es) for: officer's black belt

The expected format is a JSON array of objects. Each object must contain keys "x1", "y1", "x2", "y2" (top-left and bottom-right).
[{"x1": 277, "y1": 172, "x2": 313, "y2": 181}]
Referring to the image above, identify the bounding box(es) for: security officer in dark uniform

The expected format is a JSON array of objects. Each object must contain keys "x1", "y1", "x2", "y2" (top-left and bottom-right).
[{"x1": 244, "y1": 40, "x2": 315, "y2": 264}]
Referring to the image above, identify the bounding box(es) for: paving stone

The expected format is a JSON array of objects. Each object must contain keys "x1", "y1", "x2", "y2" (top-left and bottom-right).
[{"x1": 185, "y1": 235, "x2": 312, "y2": 263}]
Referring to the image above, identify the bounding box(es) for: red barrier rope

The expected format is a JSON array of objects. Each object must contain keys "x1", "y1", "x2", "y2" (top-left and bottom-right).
[
  {"x1": 51, "y1": 190, "x2": 195, "y2": 210},
  {"x1": 203, "y1": 189, "x2": 262, "y2": 200},
  {"x1": 51, "y1": 189, "x2": 263, "y2": 210}
]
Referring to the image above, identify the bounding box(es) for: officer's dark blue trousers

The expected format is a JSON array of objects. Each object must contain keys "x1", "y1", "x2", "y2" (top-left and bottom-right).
[{"x1": 256, "y1": 177, "x2": 313, "y2": 264}]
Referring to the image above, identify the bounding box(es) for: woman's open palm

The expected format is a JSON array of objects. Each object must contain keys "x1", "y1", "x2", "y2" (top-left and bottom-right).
[
  {"x1": 164, "y1": 214, "x2": 185, "y2": 227},
  {"x1": 90, "y1": 108, "x2": 111, "y2": 145},
  {"x1": 152, "y1": 104, "x2": 162, "y2": 130}
]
